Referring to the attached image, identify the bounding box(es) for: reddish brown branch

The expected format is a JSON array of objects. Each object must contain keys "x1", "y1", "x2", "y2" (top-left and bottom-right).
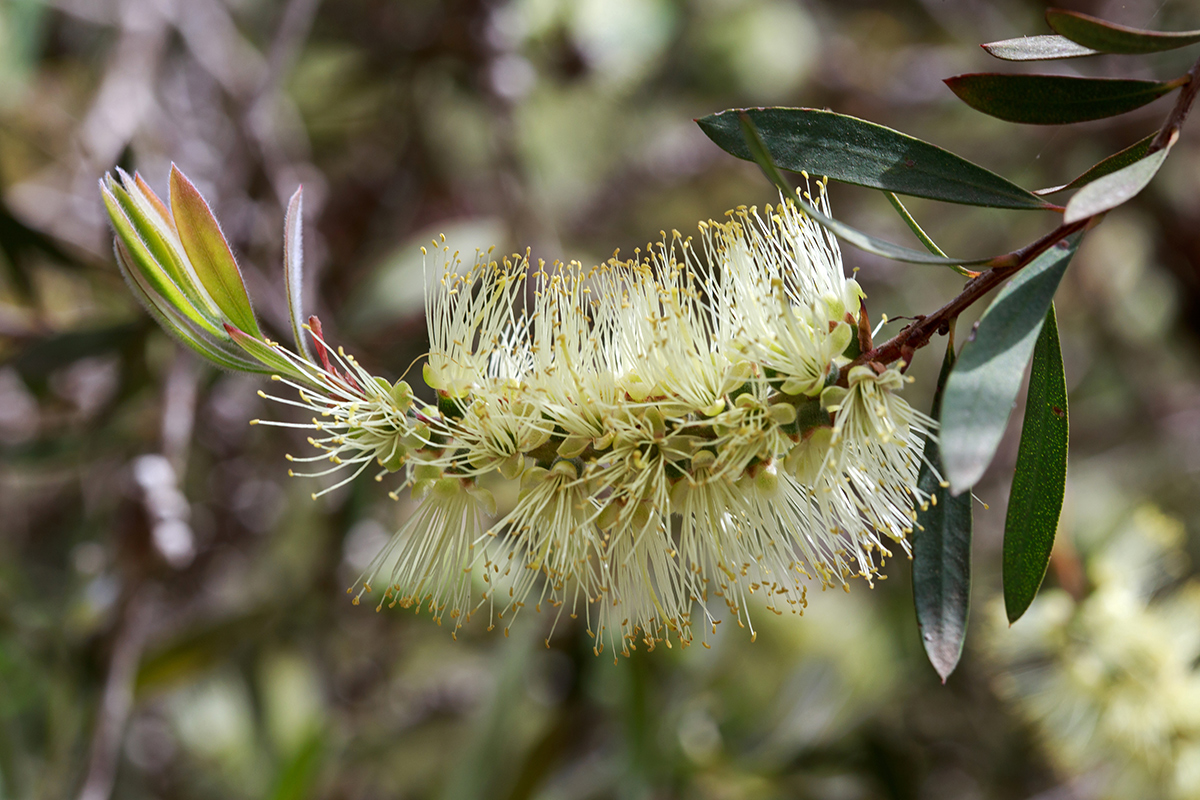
[{"x1": 851, "y1": 53, "x2": 1200, "y2": 374}]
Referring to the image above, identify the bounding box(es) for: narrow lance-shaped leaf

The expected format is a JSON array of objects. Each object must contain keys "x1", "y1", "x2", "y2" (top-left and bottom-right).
[
  {"x1": 735, "y1": 114, "x2": 1009, "y2": 267},
  {"x1": 1063, "y1": 138, "x2": 1172, "y2": 223},
  {"x1": 884, "y1": 192, "x2": 974, "y2": 277},
  {"x1": 940, "y1": 233, "x2": 1082, "y2": 494},
  {"x1": 1047, "y1": 8, "x2": 1200, "y2": 55},
  {"x1": 981, "y1": 35, "x2": 1099, "y2": 61},
  {"x1": 109, "y1": 173, "x2": 222, "y2": 325},
  {"x1": 134, "y1": 172, "x2": 174, "y2": 229},
  {"x1": 283, "y1": 187, "x2": 313, "y2": 361},
  {"x1": 1035, "y1": 132, "x2": 1156, "y2": 195},
  {"x1": 224, "y1": 324, "x2": 312, "y2": 383},
  {"x1": 945, "y1": 73, "x2": 1182, "y2": 125},
  {"x1": 1004, "y1": 305, "x2": 1068, "y2": 623},
  {"x1": 169, "y1": 165, "x2": 263, "y2": 337},
  {"x1": 101, "y1": 182, "x2": 226, "y2": 339},
  {"x1": 699, "y1": 107, "x2": 1052, "y2": 209},
  {"x1": 115, "y1": 240, "x2": 267, "y2": 374},
  {"x1": 914, "y1": 325, "x2": 974, "y2": 682}
]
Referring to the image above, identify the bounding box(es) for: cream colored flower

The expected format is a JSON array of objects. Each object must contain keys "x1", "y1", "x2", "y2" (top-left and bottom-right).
[{"x1": 102, "y1": 167, "x2": 935, "y2": 657}]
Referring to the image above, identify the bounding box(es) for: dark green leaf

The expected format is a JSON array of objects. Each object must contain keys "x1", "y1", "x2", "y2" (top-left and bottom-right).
[
  {"x1": 940, "y1": 234, "x2": 1082, "y2": 494},
  {"x1": 1063, "y1": 141, "x2": 1171, "y2": 223},
  {"x1": 981, "y1": 35, "x2": 1099, "y2": 61},
  {"x1": 698, "y1": 107, "x2": 1052, "y2": 209},
  {"x1": 734, "y1": 114, "x2": 1008, "y2": 267},
  {"x1": 1004, "y1": 305, "x2": 1068, "y2": 623},
  {"x1": 944, "y1": 73, "x2": 1180, "y2": 124},
  {"x1": 1035, "y1": 132, "x2": 1156, "y2": 195},
  {"x1": 1047, "y1": 8, "x2": 1200, "y2": 54},
  {"x1": 914, "y1": 332, "x2": 973, "y2": 682}
]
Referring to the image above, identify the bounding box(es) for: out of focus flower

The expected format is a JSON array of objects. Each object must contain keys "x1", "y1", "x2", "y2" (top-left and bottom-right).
[
  {"x1": 102, "y1": 166, "x2": 935, "y2": 658},
  {"x1": 984, "y1": 506, "x2": 1200, "y2": 799}
]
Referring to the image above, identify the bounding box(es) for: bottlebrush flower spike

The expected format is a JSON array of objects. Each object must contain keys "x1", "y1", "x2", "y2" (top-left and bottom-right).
[{"x1": 102, "y1": 167, "x2": 938, "y2": 659}]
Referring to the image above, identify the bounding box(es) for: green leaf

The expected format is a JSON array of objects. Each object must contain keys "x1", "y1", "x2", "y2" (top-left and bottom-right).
[
  {"x1": 115, "y1": 240, "x2": 267, "y2": 374},
  {"x1": 734, "y1": 113, "x2": 1008, "y2": 267},
  {"x1": 169, "y1": 165, "x2": 263, "y2": 337},
  {"x1": 1063, "y1": 141, "x2": 1171, "y2": 223},
  {"x1": 109, "y1": 172, "x2": 222, "y2": 325},
  {"x1": 1035, "y1": 132, "x2": 1156, "y2": 195},
  {"x1": 884, "y1": 192, "x2": 973, "y2": 276},
  {"x1": 1047, "y1": 8, "x2": 1200, "y2": 54},
  {"x1": 283, "y1": 186, "x2": 313, "y2": 361},
  {"x1": 101, "y1": 182, "x2": 226, "y2": 339},
  {"x1": 913, "y1": 330, "x2": 973, "y2": 682},
  {"x1": 224, "y1": 323, "x2": 311, "y2": 382},
  {"x1": 944, "y1": 73, "x2": 1181, "y2": 124},
  {"x1": 981, "y1": 34, "x2": 1099, "y2": 61},
  {"x1": 1004, "y1": 305, "x2": 1068, "y2": 623},
  {"x1": 940, "y1": 234, "x2": 1082, "y2": 494},
  {"x1": 698, "y1": 107, "x2": 1052, "y2": 209}
]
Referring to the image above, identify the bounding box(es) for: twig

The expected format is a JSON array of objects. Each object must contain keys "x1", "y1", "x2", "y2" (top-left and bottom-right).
[
  {"x1": 854, "y1": 52, "x2": 1200, "y2": 372},
  {"x1": 1150, "y1": 55, "x2": 1200, "y2": 154},
  {"x1": 851, "y1": 219, "x2": 1088, "y2": 370}
]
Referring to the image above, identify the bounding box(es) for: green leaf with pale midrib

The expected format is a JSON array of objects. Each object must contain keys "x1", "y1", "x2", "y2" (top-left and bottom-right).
[
  {"x1": 940, "y1": 234, "x2": 1082, "y2": 494},
  {"x1": 982, "y1": 35, "x2": 1099, "y2": 61},
  {"x1": 1063, "y1": 143, "x2": 1171, "y2": 223},
  {"x1": 733, "y1": 113, "x2": 1009, "y2": 267},
  {"x1": 945, "y1": 73, "x2": 1179, "y2": 125},
  {"x1": 914, "y1": 336, "x2": 973, "y2": 682},
  {"x1": 1004, "y1": 306, "x2": 1068, "y2": 623},
  {"x1": 1048, "y1": 8, "x2": 1200, "y2": 54},
  {"x1": 697, "y1": 107, "x2": 1051, "y2": 209}
]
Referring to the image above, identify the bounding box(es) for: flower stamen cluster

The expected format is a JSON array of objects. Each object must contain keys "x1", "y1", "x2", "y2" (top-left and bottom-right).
[
  {"x1": 271, "y1": 194, "x2": 935, "y2": 658},
  {"x1": 101, "y1": 166, "x2": 935, "y2": 659}
]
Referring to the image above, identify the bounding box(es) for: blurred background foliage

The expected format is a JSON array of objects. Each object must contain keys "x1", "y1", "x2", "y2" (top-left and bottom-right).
[{"x1": 2, "y1": 0, "x2": 1200, "y2": 797}]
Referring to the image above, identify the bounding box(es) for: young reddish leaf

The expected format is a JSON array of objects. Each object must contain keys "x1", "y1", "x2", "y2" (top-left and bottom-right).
[
  {"x1": 1063, "y1": 141, "x2": 1171, "y2": 223},
  {"x1": 109, "y1": 174, "x2": 221, "y2": 324},
  {"x1": 945, "y1": 73, "x2": 1181, "y2": 124},
  {"x1": 101, "y1": 181, "x2": 225, "y2": 339},
  {"x1": 1004, "y1": 305, "x2": 1068, "y2": 623},
  {"x1": 982, "y1": 34, "x2": 1098, "y2": 61},
  {"x1": 1047, "y1": 8, "x2": 1200, "y2": 54},
  {"x1": 699, "y1": 107, "x2": 1052, "y2": 209},
  {"x1": 169, "y1": 165, "x2": 263, "y2": 337},
  {"x1": 1035, "y1": 132, "x2": 1156, "y2": 195}
]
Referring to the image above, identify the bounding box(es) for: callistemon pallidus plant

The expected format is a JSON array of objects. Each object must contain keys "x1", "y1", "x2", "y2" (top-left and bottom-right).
[{"x1": 101, "y1": 165, "x2": 936, "y2": 658}]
